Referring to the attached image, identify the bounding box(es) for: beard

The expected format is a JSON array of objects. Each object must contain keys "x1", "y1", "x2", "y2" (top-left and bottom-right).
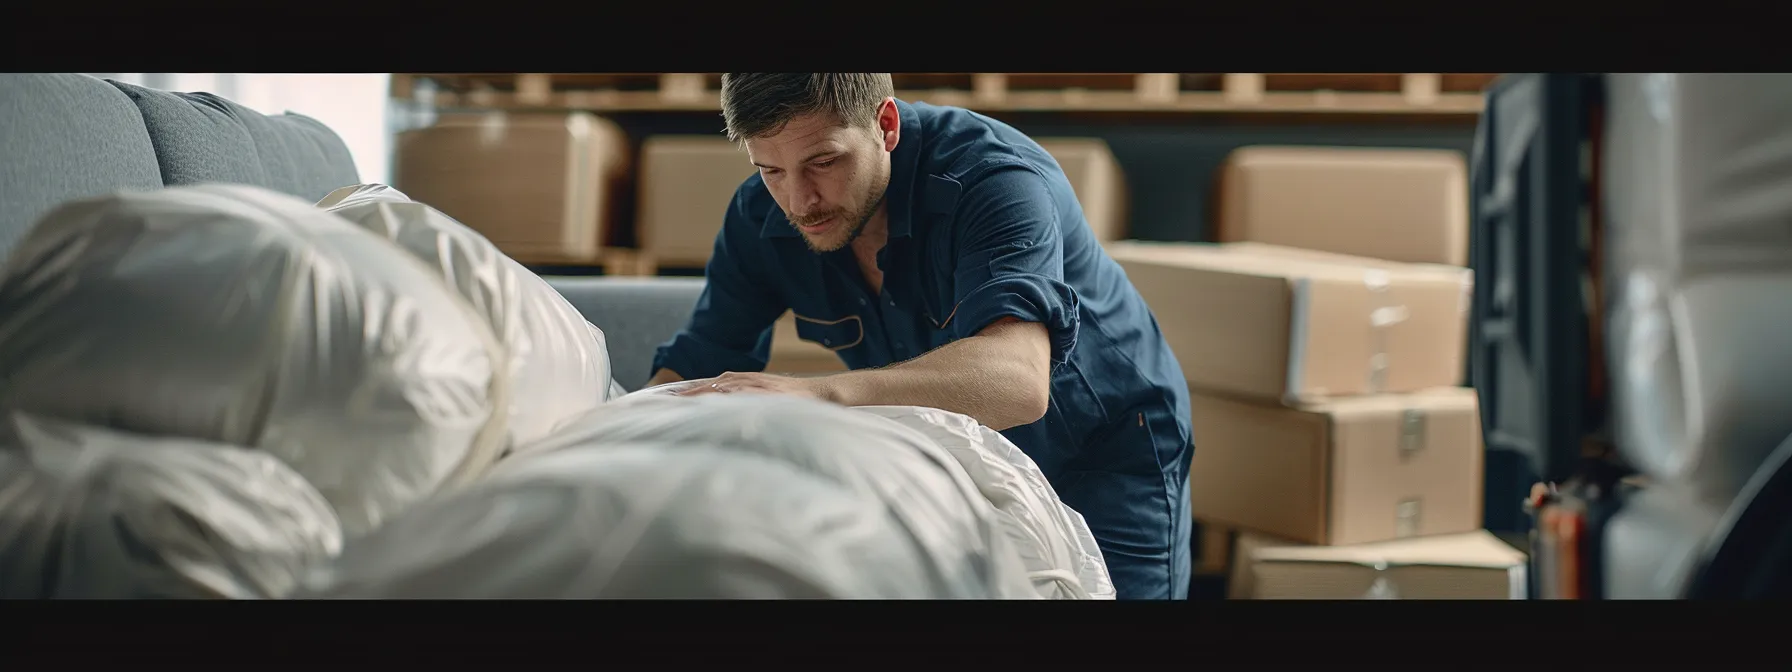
[{"x1": 793, "y1": 171, "x2": 891, "y2": 254}]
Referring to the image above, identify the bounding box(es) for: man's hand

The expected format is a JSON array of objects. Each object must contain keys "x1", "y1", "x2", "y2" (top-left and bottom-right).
[
  {"x1": 664, "y1": 319, "x2": 1050, "y2": 430},
  {"x1": 676, "y1": 371, "x2": 833, "y2": 402}
]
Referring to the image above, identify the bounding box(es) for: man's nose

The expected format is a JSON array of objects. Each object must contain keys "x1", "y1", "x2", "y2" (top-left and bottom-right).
[{"x1": 786, "y1": 182, "x2": 822, "y2": 212}]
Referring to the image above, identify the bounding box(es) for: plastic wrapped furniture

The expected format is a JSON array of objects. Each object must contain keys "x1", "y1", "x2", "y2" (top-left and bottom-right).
[
  {"x1": 0, "y1": 413, "x2": 342, "y2": 599},
  {"x1": 0, "y1": 183, "x2": 507, "y2": 535}
]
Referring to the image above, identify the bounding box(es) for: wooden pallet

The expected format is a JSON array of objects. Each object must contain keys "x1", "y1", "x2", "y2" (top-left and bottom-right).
[
  {"x1": 392, "y1": 72, "x2": 1495, "y2": 116},
  {"x1": 1216, "y1": 73, "x2": 1495, "y2": 109},
  {"x1": 394, "y1": 73, "x2": 722, "y2": 110},
  {"x1": 890, "y1": 73, "x2": 1183, "y2": 105}
]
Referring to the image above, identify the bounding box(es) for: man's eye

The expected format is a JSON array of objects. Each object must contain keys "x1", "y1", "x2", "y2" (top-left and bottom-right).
[{"x1": 813, "y1": 159, "x2": 836, "y2": 169}]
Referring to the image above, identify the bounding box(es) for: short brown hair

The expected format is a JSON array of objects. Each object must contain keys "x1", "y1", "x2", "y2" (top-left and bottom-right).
[{"x1": 719, "y1": 73, "x2": 895, "y2": 143}]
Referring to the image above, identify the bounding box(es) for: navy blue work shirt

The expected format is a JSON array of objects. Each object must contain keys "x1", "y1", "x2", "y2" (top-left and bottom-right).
[{"x1": 653, "y1": 100, "x2": 1194, "y2": 599}]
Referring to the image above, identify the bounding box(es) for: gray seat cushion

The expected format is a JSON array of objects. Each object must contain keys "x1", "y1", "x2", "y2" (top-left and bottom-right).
[
  {"x1": 107, "y1": 81, "x2": 360, "y2": 203},
  {"x1": 545, "y1": 276, "x2": 706, "y2": 391},
  {"x1": 0, "y1": 74, "x2": 163, "y2": 264}
]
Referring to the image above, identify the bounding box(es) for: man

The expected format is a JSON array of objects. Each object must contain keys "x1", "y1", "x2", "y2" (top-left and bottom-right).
[{"x1": 648, "y1": 73, "x2": 1193, "y2": 600}]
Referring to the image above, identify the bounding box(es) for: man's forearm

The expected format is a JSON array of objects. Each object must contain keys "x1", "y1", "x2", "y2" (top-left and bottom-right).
[{"x1": 813, "y1": 320, "x2": 1051, "y2": 431}]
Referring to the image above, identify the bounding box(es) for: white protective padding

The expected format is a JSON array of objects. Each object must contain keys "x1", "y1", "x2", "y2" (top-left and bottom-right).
[
  {"x1": 0, "y1": 184, "x2": 509, "y2": 536},
  {"x1": 0, "y1": 413, "x2": 343, "y2": 599},
  {"x1": 505, "y1": 393, "x2": 1043, "y2": 599},
  {"x1": 1602, "y1": 74, "x2": 1792, "y2": 498},
  {"x1": 853, "y1": 406, "x2": 1116, "y2": 600},
  {"x1": 298, "y1": 444, "x2": 958, "y2": 599},
  {"x1": 316, "y1": 184, "x2": 622, "y2": 447},
  {"x1": 616, "y1": 383, "x2": 1113, "y2": 598}
]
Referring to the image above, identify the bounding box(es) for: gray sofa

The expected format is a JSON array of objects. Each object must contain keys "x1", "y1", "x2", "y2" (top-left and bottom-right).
[{"x1": 0, "y1": 73, "x2": 700, "y2": 390}]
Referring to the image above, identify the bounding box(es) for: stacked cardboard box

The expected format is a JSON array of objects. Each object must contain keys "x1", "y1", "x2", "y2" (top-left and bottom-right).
[
  {"x1": 393, "y1": 111, "x2": 632, "y2": 265},
  {"x1": 1189, "y1": 387, "x2": 1484, "y2": 546},
  {"x1": 1118, "y1": 144, "x2": 1490, "y2": 600},
  {"x1": 1110, "y1": 241, "x2": 1471, "y2": 403},
  {"x1": 1215, "y1": 146, "x2": 1470, "y2": 266},
  {"x1": 1228, "y1": 528, "x2": 1527, "y2": 599},
  {"x1": 635, "y1": 136, "x2": 754, "y2": 269}
]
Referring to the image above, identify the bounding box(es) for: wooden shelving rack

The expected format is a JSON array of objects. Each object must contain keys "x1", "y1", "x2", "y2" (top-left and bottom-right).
[{"x1": 391, "y1": 73, "x2": 1496, "y2": 118}]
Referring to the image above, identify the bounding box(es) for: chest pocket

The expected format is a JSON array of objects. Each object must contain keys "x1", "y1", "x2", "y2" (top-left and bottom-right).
[{"x1": 792, "y1": 313, "x2": 865, "y2": 351}]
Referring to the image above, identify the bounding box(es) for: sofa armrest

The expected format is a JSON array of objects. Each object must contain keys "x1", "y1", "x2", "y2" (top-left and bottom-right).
[{"x1": 544, "y1": 276, "x2": 706, "y2": 392}]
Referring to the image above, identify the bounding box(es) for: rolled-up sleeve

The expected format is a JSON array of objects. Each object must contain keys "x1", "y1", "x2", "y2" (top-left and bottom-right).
[
  {"x1": 943, "y1": 165, "x2": 1080, "y2": 367},
  {"x1": 651, "y1": 187, "x2": 787, "y2": 379}
]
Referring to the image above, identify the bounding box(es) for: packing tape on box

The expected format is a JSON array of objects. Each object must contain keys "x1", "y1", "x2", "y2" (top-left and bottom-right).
[
  {"x1": 1363, "y1": 561, "x2": 1401, "y2": 599},
  {"x1": 1395, "y1": 498, "x2": 1423, "y2": 538},
  {"x1": 1363, "y1": 269, "x2": 1410, "y2": 393},
  {"x1": 1396, "y1": 408, "x2": 1425, "y2": 539},
  {"x1": 1399, "y1": 408, "x2": 1427, "y2": 461}
]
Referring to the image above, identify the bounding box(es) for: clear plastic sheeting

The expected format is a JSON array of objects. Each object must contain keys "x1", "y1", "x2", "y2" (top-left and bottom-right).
[
  {"x1": 855, "y1": 405, "x2": 1115, "y2": 600},
  {"x1": 0, "y1": 413, "x2": 343, "y2": 599},
  {"x1": 1602, "y1": 74, "x2": 1792, "y2": 498},
  {"x1": 299, "y1": 444, "x2": 958, "y2": 599},
  {"x1": 0, "y1": 184, "x2": 508, "y2": 536},
  {"x1": 505, "y1": 394, "x2": 1042, "y2": 599},
  {"x1": 317, "y1": 184, "x2": 620, "y2": 448}
]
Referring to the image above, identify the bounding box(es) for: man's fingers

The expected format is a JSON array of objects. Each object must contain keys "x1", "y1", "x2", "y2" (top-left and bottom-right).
[
  {"x1": 677, "y1": 380, "x2": 723, "y2": 396},
  {"x1": 682, "y1": 383, "x2": 779, "y2": 397},
  {"x1": 673, "y1": 374, "x2": 775, "y2": 397}
]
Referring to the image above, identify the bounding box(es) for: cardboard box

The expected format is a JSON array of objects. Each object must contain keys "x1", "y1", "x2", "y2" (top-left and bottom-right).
[
  {"x1": 1226, "y1": 531, "x2": 1289, "y2": 599},
  {"x1": 765, "y1": 311, "x2": 848, "y2": 375},
  {"x1": 1230, "y1": 529, "x2": 1527, "y2": 599},
  {"x1": 636, "y1": 136, "x2": 757, "y2": 267},
  {"x1": 1037, "y1": 138, "x2": 1128, "y2": 242},
  {"x1": 1216, "y1": 146, "x2": 1469, "y2": 266},
  {"x1": 1189, "y1": 387, "x2": 1484, "y2": 546},
  {"x1": 1218, "y1": 240, "x2": 1461, "y2": 271},
  {"x1": 394, "y1": 111, "x2": 630, "y2": 265},
  {"x1": 1193, "y1": 520, "x2": 1236, "y2": 576},
  {"x1": 1107, "y1": 241, "x2": 1471, "y2": 402}
]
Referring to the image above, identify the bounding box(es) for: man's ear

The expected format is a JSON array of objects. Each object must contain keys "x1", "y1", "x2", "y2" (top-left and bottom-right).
[{"x1": 878, "y1": 97, "x2": 900, "y2": 152}]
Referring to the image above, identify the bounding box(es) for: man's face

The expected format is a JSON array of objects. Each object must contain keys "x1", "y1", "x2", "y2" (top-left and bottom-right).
[{"x1": 744, "y1": 101, "x2": 900, "y2": 253}]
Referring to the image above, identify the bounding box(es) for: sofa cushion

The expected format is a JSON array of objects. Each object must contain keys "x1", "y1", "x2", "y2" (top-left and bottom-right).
[
  {"x1": 0, "y1": 74, "x2": 163, "y2": 265},
  {"x1": 107, "y1": 81, "x2": 360, "y2": 202},
  {"x1": 545, "y1": 276, "x2": 705, "y2": 391}
]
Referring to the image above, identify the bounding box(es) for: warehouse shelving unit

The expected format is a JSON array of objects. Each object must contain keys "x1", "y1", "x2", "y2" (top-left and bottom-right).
[
  {"x1": 389, "y1": 71, "x2": 1497, "y2": 285},
  {"x1": 391, "y1": 72, "x2": 1495, "y2": 118},
  {"x1": 389, "y1": 72, "x2": 1497, "y2": 278}
]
